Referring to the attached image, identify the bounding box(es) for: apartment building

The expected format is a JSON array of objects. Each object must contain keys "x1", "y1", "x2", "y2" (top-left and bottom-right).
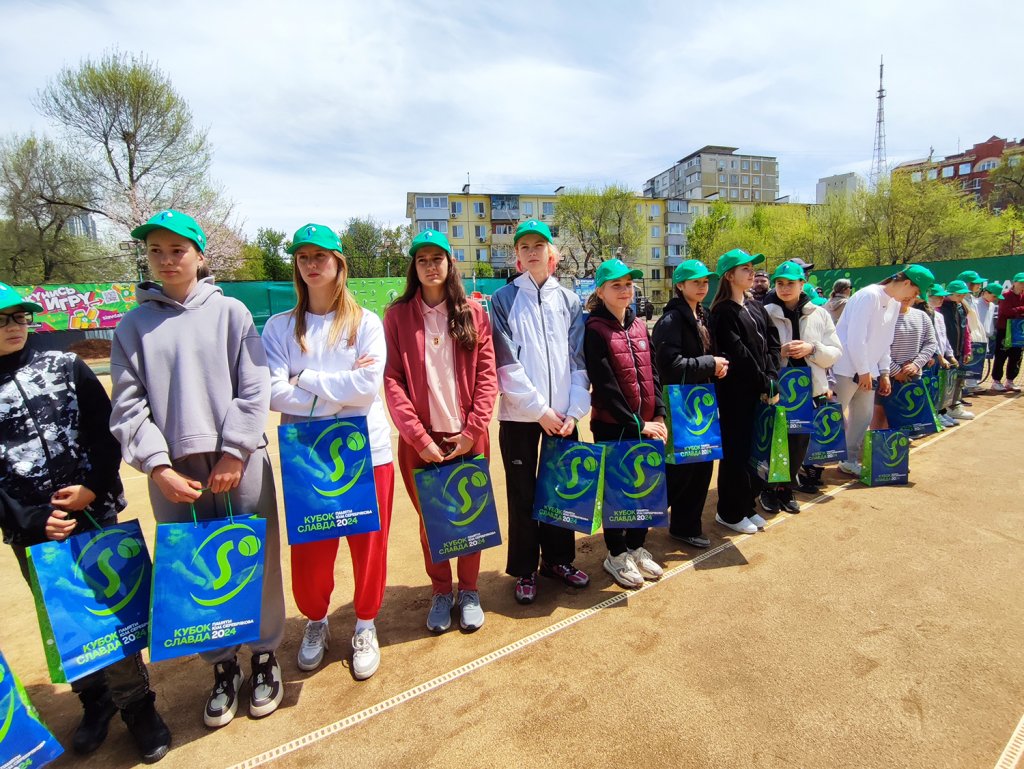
[
  {"x1": 892, "y1": 135, "x2": 1024, "y2": 207},
  {"x1": 815, "y1": 172, "x2": 865, "y2": 203},
  {"x1": 643, "y1": 146, "x2": 781, "y2": 203}
]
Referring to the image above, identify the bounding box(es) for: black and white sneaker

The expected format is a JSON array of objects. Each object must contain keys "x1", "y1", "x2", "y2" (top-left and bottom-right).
[
  {"x1": 204, "y1": 658, "x2": 243, "y2": 728},
  {"x1": 248, "y1": 652, "x2": 283, "y2": 719}
]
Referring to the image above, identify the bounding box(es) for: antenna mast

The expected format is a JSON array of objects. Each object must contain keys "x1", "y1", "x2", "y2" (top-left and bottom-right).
[{"x1": 869, "y1": 56, "x2": 888, "y2": 190}]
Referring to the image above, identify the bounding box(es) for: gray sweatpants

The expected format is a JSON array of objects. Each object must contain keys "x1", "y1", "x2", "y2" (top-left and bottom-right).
[
  {"x1": 834, "y1": 374, "x2": 875, "y2": 462},
  {"x1": 147, "y1": 448, "x2": 285, "y2": 665}
]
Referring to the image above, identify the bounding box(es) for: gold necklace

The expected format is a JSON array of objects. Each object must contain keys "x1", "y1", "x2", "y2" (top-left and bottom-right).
[{"x1": 425, "y1": 308, "x2": 445, "y2": 348}]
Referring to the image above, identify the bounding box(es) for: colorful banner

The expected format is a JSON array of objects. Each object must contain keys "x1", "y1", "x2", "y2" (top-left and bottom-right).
[
  {"x1": 0, "y1": 651, "x2": 64, "y2": 769},
  {"x1": 278, "y1": 416, "x2": 381, "y2": 545},
  {"x1": 805, "y1": 402, "x2": 848, "y2": 463},
  {"x1": 777, "y1": 367, "x2": 814, "y2": 434},
  {"x1": 532, "y1": 437, "x2": 605, "y2": 535},
  {"x1": 860, "y1": 429, "x2": 910, "y2": 486},
  {"x1": 25, "y1": 283, "x2": 137, "y2": 332},
  {"x1": 27, "y1": 520, "x2": 151, "y2": 684},
  {"x1": 663, "y1": 384, "x2": 723, "y2": 464},
  {"x1": 600, "y1": 440, "x2": 669, "y2": 528},
  {"x1": 414, "y1": 457, "x2": 502, "y2": 563},
  {"x1": 149, "y1": 516, "x2": 266, "y2": 662}
]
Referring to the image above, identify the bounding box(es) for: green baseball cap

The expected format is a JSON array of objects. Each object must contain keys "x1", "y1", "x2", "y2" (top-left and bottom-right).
[
  {"x1": 130, "y1": 209, "x2": 207, "y2": 253},
  {"x1": 900, "y1": 264, "x2": 935, "y2": 301},
  {"x1": 409, "y1": 229, "x2": 452, "y2": 257},
  {"x1": 0, "y1": 282, "x2": 43, "y2": 314},
  {"x1": 928, "y1": 284, "x2": 949, "y2": 298},
  {"x1": 286, "y1": 223, "x2": 341, "y2": 255},
  {"x1": 514, "y1": 219, "x2": 553, "y2": 244},
  {"x1": 956, "y1": 270, "x2": 984, "y2": 285},
  {"x1": 715, "y1": 248, "x2": 764, "y2": 277},
  {"x1": 772, "y1": 261, "x2": 806, "y2": 281},
  {"x1": 1013, "y1": 272, "x2": 1024, "y2": 283},
  {"x1": 945, "y1": 279, "x2": 969, "y2": 295},
  {"x1": 983, "y1": 282, "x2": 1005, "y2": 296},
  {"x1": 594, "y1": 258, "x2": 643, "y2": 287},
  {"x1": 672, "y1": 259, "x2": 714, "y2": 283}
]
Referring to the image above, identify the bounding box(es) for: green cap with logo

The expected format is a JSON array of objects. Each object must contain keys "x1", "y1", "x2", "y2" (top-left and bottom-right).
[
  {"x1": 672, "y1": 259, "x2": 714, "y2": 284},
  {"x1": 956, "y1": 269, "x2": 984, "y2": 285},
  {"x1": 802, "y1": 283, "x2": 828, "y2": 305},
  {"x1": 514, "y1": 219, "x2": 553, "y2": 244},
  {"x1": 900, "y1": 264, "x2": 936, "y2": 301},
  {"x1": 771, "y1": 260, "x2": 806, "y2": 282},
  {"x1": 944, "y1": 279, "x2": 970, "y2": 295},
  {"x1": 594, "y1": 258, "x2": 643, "y2": 287},
  {"x1": 1013, "y1": 272, "x2": 1024, "y2": 284},
  {"x1": 286, "y1": 223, "x2": 341, "y2": 255},
  {"x1": 130, "y1": 209, "x2": 207, "y2": 253},
  {"x1": 409, "y1": 229, "x2": 452, "y2": 257},
  {"x1": 715, "y1": 248, "x2": 764, "y2": 277},
  {"x1": 0, "y1": 282, "x2": 43, "y2": 314},
  {"x1": 983, "y1": 282, "x2": 1005, "y2": 297},
  {"x1": 928, "y1": 284, "x2": 949, "y2": 298}
]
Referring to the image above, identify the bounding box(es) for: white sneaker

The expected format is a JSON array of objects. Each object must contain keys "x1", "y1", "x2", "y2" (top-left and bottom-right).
[
  {"x1": 603, "y1": 552, "x2": 644, "y2": 588},
  {"x1": 948, "y1": 405, "x2": 975, "y2": 420},
  {"x1": 748, "y1": 513, "x2": 767, "y2": 530},
  {"x1": 715, "y1": 514, "x2": 758, "y2": 534},
  {"x1": 297, "y1": 619, "x2": 330, "y2": 672},
  {"x1": 990, "y1": 381, "x2": 1006, "y2": 392},
  {"x1": 351, "y1": 627, "x2": 380, "y2": 680},
  {"x1": 1008, "y1": 381, "x2": 1022, "y2": 392},
  {"x1": 838, "y1": 460, "x2": 862, "y2": 476},
  {"x1": 627, "y1": 547, "x2": 663, "y2": 580},
  {"x1": 939, "y1": 414, "x2": 957, "y2": 428}
]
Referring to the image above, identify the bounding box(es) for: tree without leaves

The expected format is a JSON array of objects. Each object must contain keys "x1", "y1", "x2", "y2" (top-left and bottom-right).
[
  {"x1": 988, "y1": 155, "x2": 1024, "y2": 212},
  {"x1": 553, "y1": 185, "x2": 644, "y2": 278}
]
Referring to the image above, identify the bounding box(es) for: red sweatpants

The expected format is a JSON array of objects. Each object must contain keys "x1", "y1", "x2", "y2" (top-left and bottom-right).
[
  {"x1": 291, "y1": 462, "x2": 395, "y2": 622},
  {"x1": 397, "y1": 435, "x2": 485, "y2": 596}
]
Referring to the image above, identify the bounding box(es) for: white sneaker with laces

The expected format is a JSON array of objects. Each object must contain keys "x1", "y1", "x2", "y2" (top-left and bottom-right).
[
  {"x1": 297, "y1": 618, "x2": 330, "y2": 672},
  {"x1": 948, "y1": 405, "x2": 975, "y2": 420},
  {"x1": 838, "y1": 460, "x2": 862, "y2": 476},
  {"x1": 351, "y1": 627, "x2": 380, "y2": 680},
  {"x1": 1008, "y1": 380, "x2": 1022, "y2": 392},
  {"x1": 627, "y1": 547, "x2": 663, "y2": 580},
  {"x1": 715, "y1": 514, "x2": 758, "y2": 534},
  {"x1": 990, "y1": 381, "x2": 1006, "y2": 392},
  {"x1": 603, "y1": 552, "x2": 644, "y2": 588},
  {"x1": 748, "y1": 513, "x2": 767, "y2": 530}
]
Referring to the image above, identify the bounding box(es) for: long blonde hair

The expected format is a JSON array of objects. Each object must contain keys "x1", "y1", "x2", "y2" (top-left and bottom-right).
[{"x1": 291, "y1": 250, "x2": 363, "y2": 353}]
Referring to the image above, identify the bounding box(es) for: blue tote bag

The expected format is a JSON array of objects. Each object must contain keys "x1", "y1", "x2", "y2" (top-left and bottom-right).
[
  {"x1": 777, "y1": 367, "x2": 814, "y2": 434},
  {"x1": 149, "y1": 496, "x2": 265, "y2": 662},
  {"x1": 805, "y1": 402, "x2": 848, "y2": 463},
  {"x1": 532, "y1": 437, "x2": 606, "y2": 535},
  {"x1": 278, "y1": 413, "x2": 381, "y2": 545},
  {"x1": 0, "y1": 650, "x2": 63, "y2": 769},
  {"x1": 663, "y1": 384, "x2": 723, "y2": 464},
  {"x1": 27, "y1": 517, "x2": 151, "y2": 684},
  {"x1": 882, "y1": 379, "x2": 941, "y2": 436},
  {"x1": 1005, "y1": 319, "x2": 1024, "y2": 348},
  {"x1": 860, "y1": 429, "x2": 910, "y2": 487},
  {"x1": 414, "y1": 456, "x2": 502, "y2": 563},
  {"x1": 600, "y1": 439, "x2": 669, "y2": 528}
]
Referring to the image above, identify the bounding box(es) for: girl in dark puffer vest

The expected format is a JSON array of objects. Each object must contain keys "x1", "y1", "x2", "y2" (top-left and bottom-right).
[{"x1": 584, "y1": 259, "x2": 667, "y2": 589}]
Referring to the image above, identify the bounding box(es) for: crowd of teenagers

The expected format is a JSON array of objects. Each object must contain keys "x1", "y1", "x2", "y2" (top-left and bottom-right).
[{"x1": 2, "y1": 208, "x2": 1021, "y2": 764}]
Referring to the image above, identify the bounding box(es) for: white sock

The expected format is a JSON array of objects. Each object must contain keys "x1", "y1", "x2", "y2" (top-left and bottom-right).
[{"x1": 355, "y1": 619, "x2": 375, "y2": 633}]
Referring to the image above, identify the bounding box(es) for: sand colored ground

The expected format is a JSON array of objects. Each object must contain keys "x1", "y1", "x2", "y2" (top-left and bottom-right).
[{"x1": 3, "y1": 386, "x2": 1022, "y2": 769}]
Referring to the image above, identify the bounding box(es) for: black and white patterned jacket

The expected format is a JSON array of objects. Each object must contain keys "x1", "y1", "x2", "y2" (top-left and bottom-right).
[{"x1": 0, "y1": 348, "x2": 125, "y2": 546}]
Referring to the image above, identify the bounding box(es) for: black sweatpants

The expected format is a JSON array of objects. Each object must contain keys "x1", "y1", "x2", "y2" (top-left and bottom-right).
[
  {"x1": 666, "y1": 461, "x2": 713, "y2": 538},
  {"x1": 716, "y1": 389, "x2": 762, "y2": 523},
  {"x1": 499, "y1": 421, "x2": 579, "y2": 578},
  {"x1": 591, "y1": 420, "x2": 649, "y2": 556},
  {"x1": 993, "y1": 338, "x2": 1022, "y2": 382}
]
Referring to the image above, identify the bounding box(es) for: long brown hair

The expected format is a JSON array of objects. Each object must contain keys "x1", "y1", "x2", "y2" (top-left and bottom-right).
[
  {"x1": 392, "y1": 251, "x2": 478, "y2": 350},
  {"x1": 291, "y1": 250, "x2": 363, "y2": 353},
  {"x1": 710, "y1": 268, "x2": 740, "y2": 312},
  {"x1": 674, "y1": 282, "x2": 712, "y2": 352}
]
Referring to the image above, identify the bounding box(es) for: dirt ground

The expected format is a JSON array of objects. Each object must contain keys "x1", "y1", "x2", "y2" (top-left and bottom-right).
[{"x1": 3, "y1": 386, "x2": 1022, "y2": 769}]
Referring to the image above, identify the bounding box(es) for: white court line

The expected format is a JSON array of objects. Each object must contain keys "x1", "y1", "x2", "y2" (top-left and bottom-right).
[
  {"x1": 224, "y1": 395, "x2": 1021, "y2": 769},
  {"x1": 995, "y1": 714, "x2": 1024, "y2": 769}
]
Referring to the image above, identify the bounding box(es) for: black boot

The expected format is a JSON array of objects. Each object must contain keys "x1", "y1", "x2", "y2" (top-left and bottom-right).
[
  {"x1": 73, "y1": 685, "x2": 117, "y2": 754},
  {"x1": 121, "y1": 691, "x2": 171, "y2": 764}
]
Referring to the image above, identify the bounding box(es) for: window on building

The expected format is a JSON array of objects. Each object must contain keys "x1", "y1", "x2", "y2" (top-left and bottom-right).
[
  {"x1": 651, "y1": 247, "x2": 662, "y2": 260},
  {"x1": 474, "y1": 225, "x2": 486, "y2": 239},
  {"x1": 977, "y1": 159, "x2": 999, "y2": 171},
  {"x1": 730, "y1": 189, "x2": 738, "y2": 199},
  {"x1": 741, "y1": 160, "x2": 749, "y2": 171},
  {"x1": 958, "y1": 162, "x2": 972, "y2": 175},
  {"x1": 753, "y1": 161, "x2": 761, "y2": 171},
  {"x1": 730, "y1": 160, "x2": 737, "y2": 169},
  {"x1": 493, "y1": 224, "x2": 514, "y2": 235},
  {"x1": 667, "y1": 200, "x2": 687, "y2": 213},
  {"x1": 453, "y1": 248, "x2": 465, "y2": 262},
  {"x1": 741, "y1": 175, "x2": 749, "y2": 185},
  {"x1": 416, "y1": 196, "x2": 446, "y2": 209},
  {"x1": 1010, "y1": 156, "x2": 1022, "y2": 167},
  {"x1": 492, "y1": 247, "x2": 511, "y2": 265},
  {"x1": 418, "y1": 220, "x2": 448, "y2": 233},
  {"x1": 651, "y1": 225, "x2": 660, "y2": 237},
  {"x1": 650, "y1": 204, "x2": 661, "y2": 216},
  {"x1": 473, "y1": 201, "x2": 486, "y2": 216},
  {"x1": 942, "y1": 166, "x2": 955, "y2": 178},
  {"x1": 451, "y1": 225, "x2": 464, "y2": 238},
  {"x1": 752, "y1": 176, "x2": 760, "y2": 185},
  {"x1": 730, "y1": 174, "x2": 739, "y2": 185},
  {"x1": 522, "y1": 201, "x2": 534, "y2": 216},
  {"x1": 668, "y1": 222, "x2": 684, "y2": 235},
  {"x1": 927, "y1": 168, "x2": 938, "y2": 180},
  {"x1": 476, "y1": 248, "x2": 488, "y2": 262},
  {"x1": 718, "y1": 161, "x2": 725, "y2": 170},
  {"x1": 668, "y1": 244, "x2": 683, "y2": 257},
  {"x1": 910, "y1": 172, "x2": 923, "y2": 183},
  {"x1": 450, "y1": 201, "x2": 463, "y2": 215},
  {"x1": 753, "y1": 190, "x2": 761, "y2": 200},
  {"x1": 742, "y1": 189, "x2": 750, "y2": 199},
  {"x1": 718, "y1": 174, "x2": 726, "y2": 184},
  {"x1": 651, "y1": 268, "x2": 662, "y2": 280},
  {"x1": 542, "y1": 202, "x2": 555, "y2": 217}
]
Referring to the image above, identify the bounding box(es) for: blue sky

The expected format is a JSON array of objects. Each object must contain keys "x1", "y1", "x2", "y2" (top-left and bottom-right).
[{"x1": 2, "y1": 0, "x2": 1023, "y2": 238}]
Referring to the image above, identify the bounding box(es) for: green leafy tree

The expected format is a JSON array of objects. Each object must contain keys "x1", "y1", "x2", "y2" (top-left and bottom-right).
[
  {"x1": 686, "y1": 200, "x2": 735, "y2": 265},
  {"x1": 989, "y1": 154, "x2": 1024, "y2": 211},
  {"x1": 553, "y1": 185, "x2": 645, "y2": 278},
  {"x1": 340, "y1": 217, "x2": 410, "y2": 277}
]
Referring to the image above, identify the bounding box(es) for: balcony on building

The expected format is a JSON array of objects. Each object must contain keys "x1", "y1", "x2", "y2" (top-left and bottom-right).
[
  {"x1": 665, "y1": 254, "x2": 685, "y2": 267},
  {"x1": 490, "y1": 195, "x2": 520, "y2": 222}
]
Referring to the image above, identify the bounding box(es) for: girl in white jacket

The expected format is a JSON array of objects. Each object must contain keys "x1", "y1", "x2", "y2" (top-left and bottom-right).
[
  {"x1": 762, "y1": 261, "x2": 843, "y2": 513},
  {"x1": 261, "y1": 223, "x2": 394, "y2": 682}
]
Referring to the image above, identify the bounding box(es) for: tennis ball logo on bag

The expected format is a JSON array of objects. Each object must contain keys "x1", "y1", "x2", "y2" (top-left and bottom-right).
[
  {"x1": 895, "y1": 384, "x2": 927, "y2": 418},
  {"x1": 813, "y1": 407, "x2": 844, "y2": 446},
  {"x1": 441, "y1": 463, "x2": 491, "y2": 526},
  {"x1": 618, "y1": 443, "x2": 664, "y2": 499},
  {"x1": 309, "y1": 421, "x2": 368, "y2": 498},
  {"x1": 753, "y1": 409, "x2": 773, "y2": 453},
  {"x1": 881, "y1": 432, "x2": 910, "y2": 468},
  {"x1": 683, "y1": 386, "x2": 717, "y2": 436},
  {"x1": 552, "y1": 445, "x2": 601, "y2": 501},
  {"x1": 72, "y1": 528, "x2": 148, "y2": 617},
  {"x1": 780, "y1": 371, "x2": 811, "y2": 411},
  {"x1": 190, "y1": 523, "x2": 262, "y2": 608}
]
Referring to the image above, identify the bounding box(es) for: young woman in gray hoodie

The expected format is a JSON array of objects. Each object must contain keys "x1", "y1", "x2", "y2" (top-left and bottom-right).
[{"x1": 109, "y1": 210, "x2": 285, "y2": 730}]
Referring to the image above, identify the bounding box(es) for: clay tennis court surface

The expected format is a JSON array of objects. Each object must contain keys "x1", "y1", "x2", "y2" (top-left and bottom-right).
[{"x1": 5, "y1": 384, "x2": 1022, "y2": 769}]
